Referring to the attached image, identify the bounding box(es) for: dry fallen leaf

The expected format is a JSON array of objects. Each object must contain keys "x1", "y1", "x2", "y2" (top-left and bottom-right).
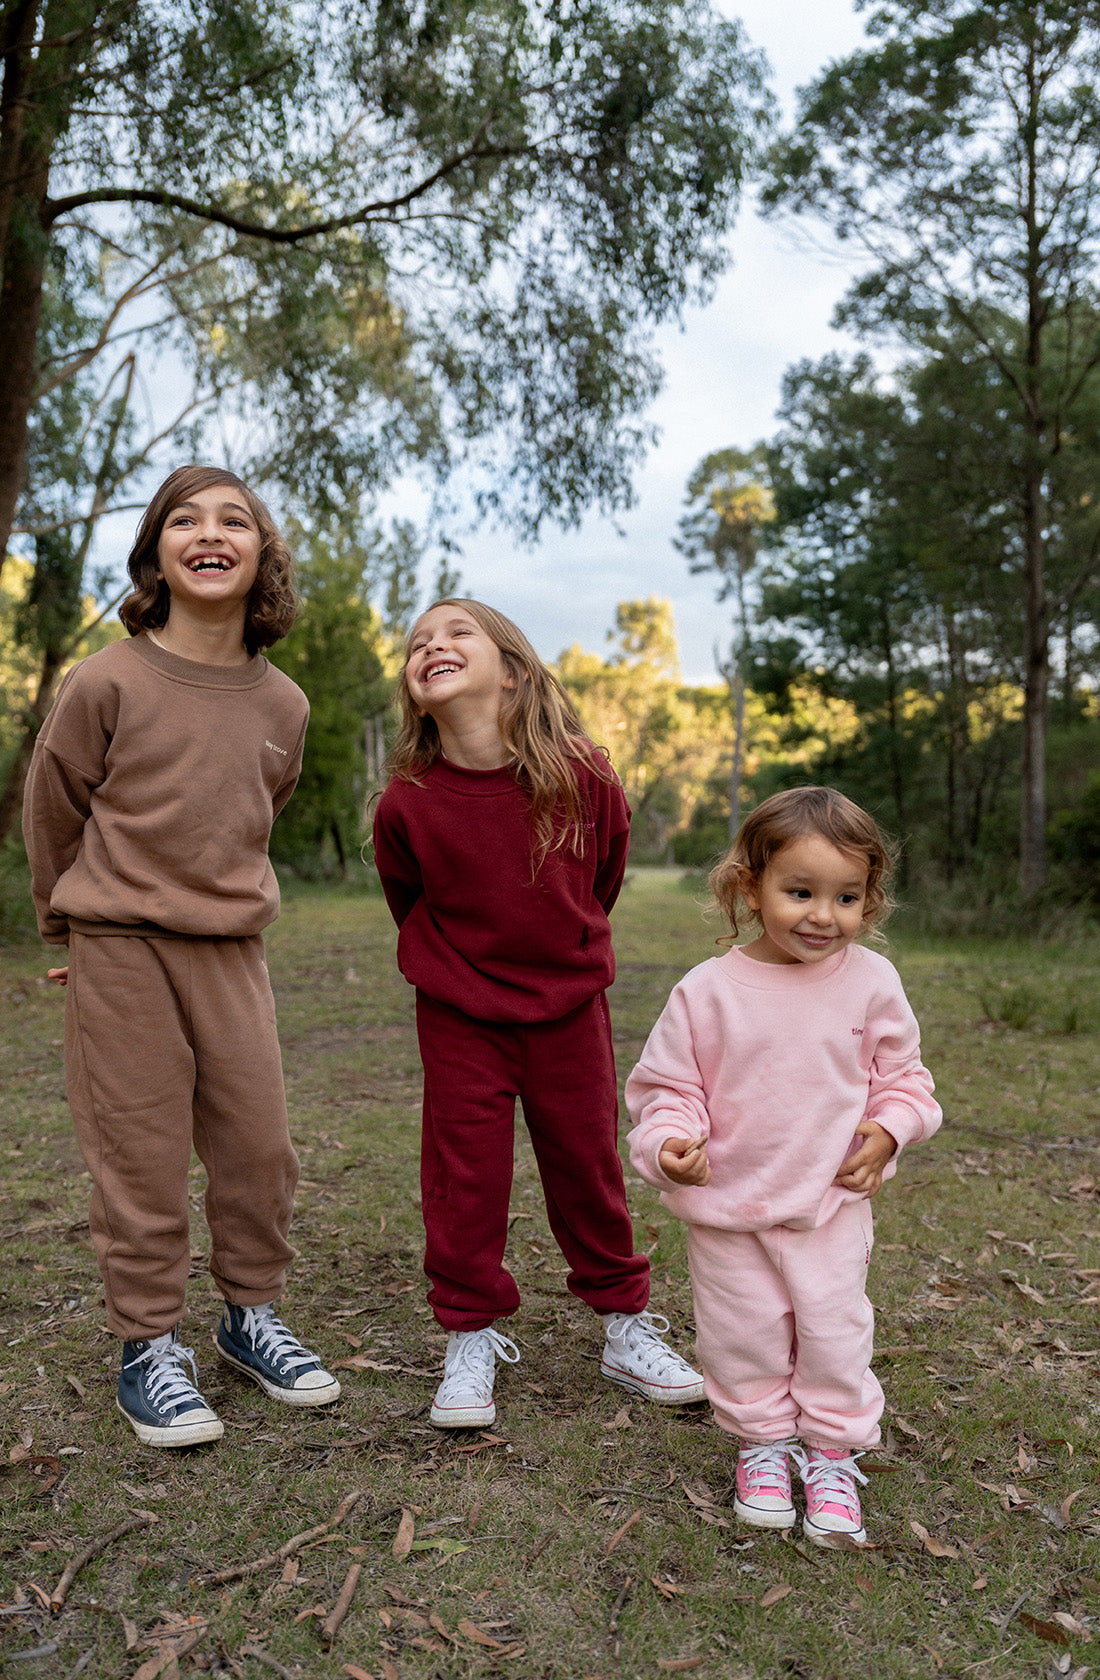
[
  {"x1": 1061, "y1": 1489, "x2": 1086, "y2": 1525},
  {"x1": 760, "y1": 1583, "x2": 794, "y2": 1609},
  {"x1": 910, "y1": 1520, "x2": 958, "y2": 1559},
  {"x1": 651, "y1": 1576, "x2": 686, "y2": 1600},
  {"x1": 1017, "y1": 1610, "x2": 1070, "y2": 1646},
  {"x1": 1051, "y1": 1612, "x2": 1091, "y2": 1641},
  {"x1": 656, "y1": 1659, "x2": 706, "y2": 1673},
  {"x1": 392, "y1": 1509, "x2": 415, "y2": 1560},
  {"x1": 343, "y1": 1667, "x2": 374, "y2": 1680},
  {"x1": 606, "y1": 1509, "x2": 642, "y2": 1555},
  {"x1": 457, "y1": 1617, "x2": 509, "y2": 1649}
]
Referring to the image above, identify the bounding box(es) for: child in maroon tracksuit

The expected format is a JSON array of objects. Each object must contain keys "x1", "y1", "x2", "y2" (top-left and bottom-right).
[{"x1": 372, "y1": 597, "x2": 703, "y2": 1427}]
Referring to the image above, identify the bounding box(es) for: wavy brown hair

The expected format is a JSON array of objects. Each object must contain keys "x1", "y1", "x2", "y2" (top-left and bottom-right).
[
  {"x1": 388, "y1": 597, "x2": 616, "y2": 862},
  {"x1": 118, "y1": 465, "x2": 298, "y2": 653},
  {"x1": 709, "y1": 786, "x2": 896, "y2": 939}
]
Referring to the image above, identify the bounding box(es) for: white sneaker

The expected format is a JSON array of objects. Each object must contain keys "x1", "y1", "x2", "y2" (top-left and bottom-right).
[
  {"x1": 600, "y1": 1310, "x2": 705, "y2": 1404},
  {"x1": 430, "y1": 1327, "x2": 520, "y2": 1428}
]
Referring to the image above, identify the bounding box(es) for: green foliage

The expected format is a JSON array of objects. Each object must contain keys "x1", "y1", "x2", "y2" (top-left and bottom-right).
[
  {"x1": 762, "y1": 0, "x2": 1100, "y2": 890},
  {"x1": 6, "y1": 0, "x2": 773, "y2": 546},
  {"x1": 557, "y1": 599, "x2": 732, "y2": 861},
  {"x1": 267, "y1": 518, "x2": 397, "y2": 876}
]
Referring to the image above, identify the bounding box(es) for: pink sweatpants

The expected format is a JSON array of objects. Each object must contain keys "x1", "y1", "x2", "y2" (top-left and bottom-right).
[{"x1": 686, "y1": 1199, "x2": 883, "y2": 1450}]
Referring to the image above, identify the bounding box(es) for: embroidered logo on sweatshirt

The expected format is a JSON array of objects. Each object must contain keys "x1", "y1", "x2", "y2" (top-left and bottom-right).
[
  {"x1": 265, "y1": 740, "x2": 289, "y2": 756},
  {"x1": 851, "y1": 1026, "x2": 864, "y2": 1036}
]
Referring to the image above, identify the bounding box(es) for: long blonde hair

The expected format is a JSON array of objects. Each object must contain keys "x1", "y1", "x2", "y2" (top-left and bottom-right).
[{"x1": 388, "y1": 598, "x2": 616, "y2": 861}]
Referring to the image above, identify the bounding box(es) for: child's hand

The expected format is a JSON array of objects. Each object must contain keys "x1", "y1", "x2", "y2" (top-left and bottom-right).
[
  {"x1": 833, "y1": 1120, "x2": 896, "y2": 1198},
  {"x1": 47, "y1": 967, "x2": 69, "y2": 988},
  {"x1": 658, "y1": 1135, "x2": 711, "y2": 1187}
]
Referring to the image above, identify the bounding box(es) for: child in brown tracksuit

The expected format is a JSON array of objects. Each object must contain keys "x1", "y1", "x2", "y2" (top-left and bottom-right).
[{"x1": 22, "y1": 464, "x2": 339, "y2": 1447}]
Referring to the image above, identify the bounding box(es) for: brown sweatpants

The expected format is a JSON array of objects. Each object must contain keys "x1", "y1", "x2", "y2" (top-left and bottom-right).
[{"x1": 64, "y1": 931, "x2": 299, "y2": 1340}]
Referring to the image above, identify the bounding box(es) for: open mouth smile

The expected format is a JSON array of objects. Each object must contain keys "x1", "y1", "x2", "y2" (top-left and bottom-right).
[
  {"x1": 423, "y1": 662, "x2": 462, "y2": 682},
  {"x1": 186, "y1": 555, "x2": 235, "y2": 573}
]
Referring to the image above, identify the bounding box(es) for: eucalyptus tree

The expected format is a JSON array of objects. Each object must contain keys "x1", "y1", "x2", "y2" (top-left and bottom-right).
[
  {"x1": 676, "y1": 445, "x2": 773, "y2": 832},
  {"x1": 1, "y1": 0, "x2": 772, "y2": 581},
  {"x1": 764, "y1": 0, "x2": 1100, "y2": 892}
]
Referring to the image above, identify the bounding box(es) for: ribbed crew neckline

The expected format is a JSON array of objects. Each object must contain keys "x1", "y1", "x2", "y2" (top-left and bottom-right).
[
  {"x1": 422, "y1": 756, "x2": 520, "y2": 795},
  {"x1": 718, "y1": 942, "x2": 853, "y2": 990},
  {"x1": 129, "y1": 632, "x2": 268, "y2": 689}
]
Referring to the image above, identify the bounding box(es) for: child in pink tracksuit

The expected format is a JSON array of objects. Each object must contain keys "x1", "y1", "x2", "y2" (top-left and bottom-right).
[{"x1": 626, "y1": 787, "x2": 940, "y2": 1545}]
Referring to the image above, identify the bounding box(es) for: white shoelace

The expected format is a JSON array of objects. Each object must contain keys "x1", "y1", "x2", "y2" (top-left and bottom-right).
[
  {"x1": 438, "y1": 1328, "x2": 521, "y2": 1401},
  {"x1": 802, "y1": 1450, "x2": 868, "y2": 1510},
  {"x1": 605, "y1": 1311, "x2": 687, "y2": 1377},
  {"x1": 739, "y1": 1439, "x2": 797, "y2": 1491},
  {"x1": 124, "y1": 1334, "x2": 205, "y2": 1411},
  {"x1": 239, "y1": 1305, "x2": 318, "y2": 1374}
]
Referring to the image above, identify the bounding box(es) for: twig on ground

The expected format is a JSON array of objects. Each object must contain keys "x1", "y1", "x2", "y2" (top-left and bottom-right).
[
  {"x1": 239, "y1": 1644, "x2": 300, "y2": 1678},
  {"x1": 201, "y1": 1490, "x2": 364, "y2": 1586},
  {"x1": 609, "y1": 1575, "x2": 632, "y2": 1635},
  {"x1": 50, "y1": 1515, "x2": 156, "y2": 1611},
  {"x1": 996, "y1": 1590, "x2": 1029, "y2": 1640},
  {"x1": 320, "y1": 1562, "x2": 362, "y2": 1646}
]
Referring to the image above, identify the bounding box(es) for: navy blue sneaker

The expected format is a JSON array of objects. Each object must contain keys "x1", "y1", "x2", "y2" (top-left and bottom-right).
[
  {"x1": 117, "y1": 1330, "x2": 224, "y2": 1447},
  {"x1": 214, "y1": 1303, "x2": 341, "y2": 1406}
]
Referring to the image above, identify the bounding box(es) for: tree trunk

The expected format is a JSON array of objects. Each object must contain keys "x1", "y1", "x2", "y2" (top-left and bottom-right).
[
  {"x1": 1017, "y1": 32, "x2": 1048, "y2": 898},
  {"x1": 0, "y1": 196, "x2": 47, "y2": 578},
  {"x1": 1020, "y1": 460, "x2": 1049, "y2": 896},
  {"x1": 0, "y1": 0, "x2": 55, "y2": 580}
]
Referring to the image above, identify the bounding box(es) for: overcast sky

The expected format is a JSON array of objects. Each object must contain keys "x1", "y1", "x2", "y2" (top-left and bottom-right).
[{"x1": 442, "y1": 0, "x2": 872, "y2": 682}]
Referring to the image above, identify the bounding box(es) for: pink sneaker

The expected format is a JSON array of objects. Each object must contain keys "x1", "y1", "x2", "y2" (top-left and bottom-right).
[
  {"x1": 801, "y1": 1446, "x2": 868, "y2": 1545},
  {"x1": 733, "y1": 1438, "x2": 798, "y2": 1529}
]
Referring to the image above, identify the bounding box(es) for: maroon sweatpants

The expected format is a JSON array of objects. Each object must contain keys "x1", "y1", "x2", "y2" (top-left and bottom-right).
[
  {"x1": 415, "y1": 990, "x2": 650, "y2": 1330},
  {"x1": 65, "y1": 931, "x2": 299, "y2": 1340}
]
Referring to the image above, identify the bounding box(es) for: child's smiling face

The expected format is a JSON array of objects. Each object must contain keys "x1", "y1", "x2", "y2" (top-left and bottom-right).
[
  {"x1": 740, "y1": 831, "x2": 869, "y2": 966},
  {"x1": 405, "y1": 604, "x2": 513, "y2": 718},
  {"x1": 156, "y1": 485, "x2": 261, "y2": 611}
]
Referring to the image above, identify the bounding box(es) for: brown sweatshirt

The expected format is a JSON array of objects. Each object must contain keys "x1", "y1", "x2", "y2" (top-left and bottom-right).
[{"x1": 22, "y1": 634, "x2": 308, "y2": 945}]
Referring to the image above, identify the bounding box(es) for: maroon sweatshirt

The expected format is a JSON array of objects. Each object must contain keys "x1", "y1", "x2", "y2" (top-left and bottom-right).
[{"x1": 372, "y1": 755, "x2": 630, "y2": 1022}]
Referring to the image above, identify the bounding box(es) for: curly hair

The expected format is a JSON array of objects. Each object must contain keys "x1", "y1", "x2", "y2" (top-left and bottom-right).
[
  {"x1": 709, "y1": 786, "x2": 897, "y2": 938},
  {"x1": 387, "y1": 597, "x2": 616, "y2": 862},
  {"x1": 117, "y1": 465, "x2": 298, "y2": 653}
]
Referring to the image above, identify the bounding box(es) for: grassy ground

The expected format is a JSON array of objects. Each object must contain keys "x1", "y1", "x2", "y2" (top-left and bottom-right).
[{"x1": 1, "y1": 868, "x2": 1098, "y2": 1680}]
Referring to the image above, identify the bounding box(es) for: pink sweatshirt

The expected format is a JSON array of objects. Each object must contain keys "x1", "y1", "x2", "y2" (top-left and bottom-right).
[{"x1": 626, "y1": 942, "x2": 941, "y2": 1232}]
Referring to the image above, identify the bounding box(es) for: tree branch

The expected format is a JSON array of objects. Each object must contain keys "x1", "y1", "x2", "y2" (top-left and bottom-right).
[{"x1": 42, "y1": 124, "x2": 531, "y2": 241}]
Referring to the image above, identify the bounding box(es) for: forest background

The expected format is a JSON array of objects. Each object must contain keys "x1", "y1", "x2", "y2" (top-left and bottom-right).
[{"x1": 3, "y1": 0, "x2": 1100, "y2": 926}]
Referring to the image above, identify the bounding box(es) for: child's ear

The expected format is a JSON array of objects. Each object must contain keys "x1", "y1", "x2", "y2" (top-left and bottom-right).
[
  {"x1": 739, "y1": 867, "x2": 762, "y2": 911},
  {"x1": 499, "y1": 653, "x2": 522, "y2": 693}
]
